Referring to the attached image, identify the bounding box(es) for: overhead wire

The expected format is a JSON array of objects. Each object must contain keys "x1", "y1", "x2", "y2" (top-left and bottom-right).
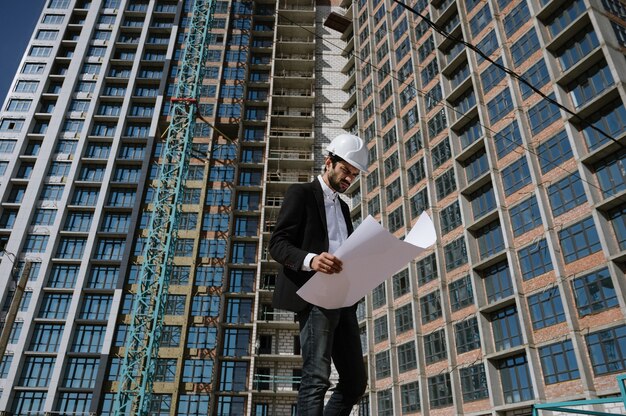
[
  {"x1": 392, "y1": 0, "x2": 625, "y2": 150},
  {"x1": 275, "y1": 5, "x2": 626, "y2": 207}
]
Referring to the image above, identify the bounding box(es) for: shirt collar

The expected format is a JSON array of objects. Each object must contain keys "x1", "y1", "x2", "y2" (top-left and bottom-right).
[{"x1": 317, "y1": 175, "x2": 337, "y2": 201}]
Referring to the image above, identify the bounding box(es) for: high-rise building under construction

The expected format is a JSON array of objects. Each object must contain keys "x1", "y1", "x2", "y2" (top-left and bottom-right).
[{"x1": 0, "y1": 0, "x2": 625, "y2": 415}]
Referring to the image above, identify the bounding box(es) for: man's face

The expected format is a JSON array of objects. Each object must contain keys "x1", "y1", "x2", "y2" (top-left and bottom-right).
[{"x1": 325, "y1": 158, "x2": 360, "y2": 193}]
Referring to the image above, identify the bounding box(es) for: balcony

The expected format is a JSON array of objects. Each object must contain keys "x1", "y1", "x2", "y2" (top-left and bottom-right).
[
  {"x1": 252, "y1": 373, "x2": 301, "y2": 393},
  {"x1": 268, "y1": 149, "x2": 313, "y2": 161},
  {"x1": 266, "y1": 169, "x2": 314, "y2": 183}
]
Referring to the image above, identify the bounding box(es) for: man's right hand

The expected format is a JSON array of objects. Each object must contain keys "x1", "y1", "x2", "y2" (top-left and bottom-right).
[{"x1": 311, "y1": 252, "x2": 343, "y2": 274}]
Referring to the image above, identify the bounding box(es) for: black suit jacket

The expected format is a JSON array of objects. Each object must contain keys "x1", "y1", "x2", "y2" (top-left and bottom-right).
[{"x1": 269, "y1": 179, "x2": 353, "y2": 312}]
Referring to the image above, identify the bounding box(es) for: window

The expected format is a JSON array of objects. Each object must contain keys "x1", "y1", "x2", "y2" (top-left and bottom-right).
[
  {"x1": 377, "y1": 389, "x2": 393, "y2": 416},
  {"x1": 383, "y1": 152, "x2": 399, "y2": 177},
  {"x1": 400, "y1": 382, "x2": 420, "y2": 413},
  {"x1": 474, "y1": 221, "x2": 504, "y2": 259},
  {"x1": 225, "y1": 298, "x2": 252, "y2": 323},
  {"x1": 64, "y1": 212, "x2": 93, "y2": 232},
  {"x1": 548, "y1": 173, "x2": 587, "y2": 216},
  {"x1": 470, "y1": 4, "x2": 492, "y2": 36},
  {"x1": 420, "y1": 291, "x2": 442, "y2": 323},
  {"x1": 407, "y1": 159, "x2": 425, "y2": 188},
  {"x1": 416, "y1": 253, "x2": 437, "y2": 286},
  {"x1": 22, "y1": 63, "x2": 46, "y2": 78},
  {"x1": 163, "y1": 294, "x2": 185, "y2": 316},
  {"x1": 392, "y1": 269, "x2": 410, "y2": 298},
  {"x1": 395, "y1": 304, "x2": 413, "y2": 334},
  {"x1": 435, "y1": 169, "x2": 456, "y2": 200},
  {"x1": 518, "y1": 239, "x2": 553, "y2": 280},
  {"x1": 559, "y1": 217, "x2": 601, "y2": 263},
  {"x1": 482, "y1": 261, "x2": 513, "y2": 303},
  {"x1": 405, "y1": 131, "x2": 422, "y2": 159},
  {"x1": 470, "y1": 183, "x2": 496, "y2": 220},
  {"x1": 19, "y1": 356, "x2": 55, "y2": 387},
  {"x1": 189, "y1": 326, "x2": 218, "y2": 350},
  {"x1": 537, "y1": 130, "x2": 573, "y2": 173},
  {"x1": 63, "y1": 358, "x2": 98, "y2": 388},
  {"x1": 458, "y1": 117, "x2": 487, "y2": 150},
  {"x1": 48, "y1": 264, "x2": 79, "y2": 288},
  {"x1": 487, "y1": 88, "x2": 513, "y2": 124},
  {"x1": 218, "y1": 361, "x2": 247, "y2": 389},
  {"x1": 491, "y1": 305, "x2": 523, "y2": 351},
  {"x1": 464, "y1": 149, "x2": 489, "y2": 183},
  {"x1": 586, "y1": 324, "x2": 626, "y2": 375},
  {"x1": 88, "y1": 266, "x2": 119, "y2": 289},
  {"x1": 428, "y1": 109, "x2": 447, "y2": 138},
  {"x1": 11, "y1": 391, "x2": 46, "y2": 415},
  {"x1": 528, "y1": 94, "x2": 561, "y2": 135},
  {"x1": 375, "y1": 350, "x2": 391, "y2": 379},
  {"x1": 0, "y1": 118, "x2": 24, "y2": 132},
  {"x1": 23, "y1": 235, "x2": 49, "y2": 253},
  {"x1": 567, "y1": 59, "x2": 614, "y2": 108},
  {"x1": 7, "y1": 99, "x2": 32, "y2": 112},
  {"x1": 509, "y1": 196, "x2": 541, "y2": 236},
  {"x1": 455, "y1": 317, "x2": 481, "y2": 353},
  {"x1": 432, "y1": 137, "x2": 451, "y2": 169},
  {"x1": 222, "y1": 328, "x2": 248, "y2": 356},
  {"x1": 556, "y1": 25, "x2": 599, "y2": 72},
  {"x1": 29, "y1": 46, "x2": 52, "y2": 57},
  {"x1": 546, "y1": 0, "x2": 587, "y2": 38},
  {"x1": 528, "y1": 288, "x2": 566, "y2": 329},
  {"x1": 55, "y1": 392, "x2": 92, "y2": 414},
  {"x1": 80, "y1": 295, "x2": 112, "y2": 320},
  {"x1": 443, "y1": 237, "x2": 467, "y2": 271},
  {"x1": 573, "y1": 268, "x2": 618, "y2": 316},
  {"x1": 449, "y1": 275, "x2": 474, "y2": 311},
  {"x1": 191, "y1": 295, "x2": 220, "y2": 316},
  {"x1": 388, "y1": 207, "x2": 404, "y2": 233},
  {"x1": 594, "y1": 149, "x2": 626, "y2": 197},
  {"x1": 519, "y1": 59, "x2": 551, "y2": 99},
  {"x1": 438, "y1": 201, "x2": 462, "y2": 236},
  {"x1": 428, "y1": 373, "x2": 453, "y2": 408},
  {"x1": 398, "y1": 342, "x2": 418, "y2": 372},
  {"x1": 501, "y1": 157, "x2": 531, "y2": 196},
  {"x1": 609, "y1": 204, "x2": 626, "y2": 250},
  {"x1": 504, "y1": 0, "x2": 530, "y2": 37},
  {"x1": 539, "y1": 340, "x2": 580, "y2": 384},
  {"x1": 495, "y1": 120, "x2": 522, "y2": 159},
  {"x1": 499, "y1": 355, "x2": 534, "y2": 403},
  {"x1": 42, "y1": 13, "x2": 64, "y2": 23},
  {"x1": 460, "y1": 363, "x2": 488, "y2": 402},
  {"x1": 56, "y1": 237, "x2": 86, "y2": 259},
  {"x1": 424, "y1": 329, "x2": 447, "y2": 364},
  {"x1": 29, "y1": 323, "x2": 63, "y2": 352},
  {"x1": 72, "y1": 325, "x2": 106, "y2": 353},
  {"x1": 510, "y1": 28, "x2": 540, "y2": 67},
  {"x1": 178, "y1": 395, "x2": 210, "y2": 415},
  {"x1": 410, "y1": 188, "x2": 428, "y2": 218},
  {"x1": 372, "y1": 282, "x2": 386, "y2": 309},
  {"x1": 374, "y1": 316, "x2": 388, "y2": 343}
]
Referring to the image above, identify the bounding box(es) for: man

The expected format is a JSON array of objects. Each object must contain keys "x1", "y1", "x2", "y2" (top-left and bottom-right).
[{"x1": 269, "y1": 134, "x2": 368, "y2": 416}]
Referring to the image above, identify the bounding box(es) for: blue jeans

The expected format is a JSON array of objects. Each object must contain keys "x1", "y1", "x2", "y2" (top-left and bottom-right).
[{"x1": 296, "y1": 306, "x2": 367, "y2": 416}]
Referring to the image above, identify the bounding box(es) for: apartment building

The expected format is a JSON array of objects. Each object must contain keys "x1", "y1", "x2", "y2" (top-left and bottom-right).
[{"x1": 0, "y1": 0, "x2": 625, "y2": 415}]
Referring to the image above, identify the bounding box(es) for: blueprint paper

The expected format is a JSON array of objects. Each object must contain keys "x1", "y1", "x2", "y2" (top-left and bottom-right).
[{"x1": 297, "y1": 212, "x2": 437, "y2": 309}]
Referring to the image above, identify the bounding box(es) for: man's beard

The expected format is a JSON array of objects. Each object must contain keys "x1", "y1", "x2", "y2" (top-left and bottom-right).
[{"x1": 327, "y1": 169, "x2": 349, "y2": 193}]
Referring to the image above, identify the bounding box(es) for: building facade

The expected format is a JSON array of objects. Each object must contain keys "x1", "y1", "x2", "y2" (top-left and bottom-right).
[
  {"x1": 336, "y1": 0, "x2": 626, "y2": 414},
  {"x1": 0, "y1": 0, "x2": 625, "y2": 415}
]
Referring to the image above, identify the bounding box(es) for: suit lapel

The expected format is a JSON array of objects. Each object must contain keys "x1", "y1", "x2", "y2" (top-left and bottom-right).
[{"x1": 312, "y1": 179, "x2": 328, "y2": 231}]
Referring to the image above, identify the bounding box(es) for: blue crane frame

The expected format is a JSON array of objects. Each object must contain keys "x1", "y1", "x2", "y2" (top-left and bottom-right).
[{"x1": 113, "y1": 0, "x2": 216, "y2": 414}]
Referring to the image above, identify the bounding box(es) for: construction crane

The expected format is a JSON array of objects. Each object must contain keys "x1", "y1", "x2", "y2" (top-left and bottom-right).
[{"x1": 114, "y1": 0, "x2": 217, "y2": 414}]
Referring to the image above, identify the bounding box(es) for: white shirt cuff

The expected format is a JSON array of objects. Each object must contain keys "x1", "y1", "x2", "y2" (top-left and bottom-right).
[{"x1": 302, "y1": 253, "x2": 316, "y2": 272}]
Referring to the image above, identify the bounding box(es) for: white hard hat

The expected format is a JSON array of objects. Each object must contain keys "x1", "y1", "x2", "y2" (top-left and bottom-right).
[{"x1": 326, "y1": 134, "x2": 368, "y2": 172}]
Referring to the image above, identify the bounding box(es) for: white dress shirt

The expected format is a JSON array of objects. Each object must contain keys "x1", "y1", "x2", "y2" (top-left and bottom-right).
[{"x1": 302, "y1": 175, "x2": 349, "y2": 271}]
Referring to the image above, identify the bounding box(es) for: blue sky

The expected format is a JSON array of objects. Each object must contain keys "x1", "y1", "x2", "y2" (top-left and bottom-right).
[{"x1": 0, "y1": 2, "x2": 47, "y2": 103}]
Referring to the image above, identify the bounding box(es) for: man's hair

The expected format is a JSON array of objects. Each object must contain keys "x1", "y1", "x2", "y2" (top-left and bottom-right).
[{"x1": 323, "y1": 152, "x2": 344, "y2": 173}]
